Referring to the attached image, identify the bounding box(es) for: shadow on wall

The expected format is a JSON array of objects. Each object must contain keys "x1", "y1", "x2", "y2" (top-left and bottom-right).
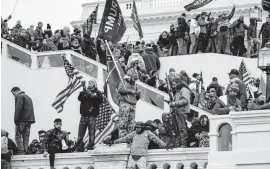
[{"x1": 218, "y1": 123, "x2": 232, "y2": 151}]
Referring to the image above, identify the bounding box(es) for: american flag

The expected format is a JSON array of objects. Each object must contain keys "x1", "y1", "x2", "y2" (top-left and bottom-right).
[
  {"x1": 239, "y1": 60, "x2": 255, "y2": 99},
  {"x1": 83, "y1": 55, "x2": 122, "y2": 147},
  {"x1": 131, "y1": 0, "x2": 143, "y2": 39},
  {"x1": 83, "y1": 97, "x2": 118, "y2": 146},
  {"x1": 239, "y1": 60, "x2": 252, "y2": 85},
  {"x1": 52, "y1": 56, "x2": 83, "y2": 113},
  {"x1": 85, "y1": 4, "x2": 99, "y2": 35}
]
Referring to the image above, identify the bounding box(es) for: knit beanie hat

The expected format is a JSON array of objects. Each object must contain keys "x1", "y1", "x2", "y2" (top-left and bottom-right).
[
  {"x1": 228, "y1": 83, "x2": 240, "y2": 93},
  {"x1": 126, "y1": 68, "x2": 139, "y2": 80},
  {"x1": 88, "y1": 79, "x2": 97, "y2": 91},
  {"x1": 169, "y1": 68, "x2": 176, "y2": 73},
  {"x1": 1, "y1": 129, "x2": 7, "y2": 136}
]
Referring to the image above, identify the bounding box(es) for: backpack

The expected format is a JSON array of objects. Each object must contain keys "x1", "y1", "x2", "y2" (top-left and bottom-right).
[{"x1": 1, "y1": 136, "x2": 9, "y2": 154}]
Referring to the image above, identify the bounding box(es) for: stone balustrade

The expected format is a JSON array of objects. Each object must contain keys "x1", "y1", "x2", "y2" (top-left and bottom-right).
[
  {"x1": 10, "y1": 152, "x2": 95, "y2": 169},
  {"x1": 10, "y1": 144, "x2": 208, "y2": 169}
]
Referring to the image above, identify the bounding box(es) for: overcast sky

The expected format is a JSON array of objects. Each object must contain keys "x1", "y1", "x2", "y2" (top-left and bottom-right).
[{"x1": 1, "y1": 0, "x2": 89, "y2": 31}]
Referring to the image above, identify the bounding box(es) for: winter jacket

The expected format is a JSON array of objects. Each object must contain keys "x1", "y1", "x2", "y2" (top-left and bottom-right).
[
  {"x1": 207, "y1": 22, "x2": 218, "y2": 37},
  {"x1": 231, "y1": 20, "x2": 248, "y2": 37},
  {"x1": 78, "y1": 90, "x2": 103, "y2": 117},
  {"x1": 197, "y1": 17, "x2": 208, "y2": 34},
  {"x1": 14, "y1": 91, "x2": 35, "y2": 124},
  {"x1": 158, "y1": 113, "x2": 173, "y2": 146},
  {"x1": 82, "y1": 38, "x2": 97, "y2": 59},
  {"x1": 157, "y1": 31, "x2": 171, "y2": 49},
  {"x1": 226, "y1": 78, "x2": 247, "y2": 108},
  {"x1": 217, "y1": 95, "x2": 242, "y2": 114},
  {"x1": 118, "y1": 79, "x2": 139, "y2": 105},
  {"x1": 96, "y1": 39, "x2": 106, "y2": 65},
  {"x1": 142, "y1": 48, "x2": 161, "y2": 74},
  {"x1": 189, "y1": 78, "x2": 199, "y2": 93},
  {"x1": 175, "y1": 86, "x2": 191, "y2": 114},
  {"x1": 114, "y1": 130, "x2": 166, "y2": 156},
  {"x1": 259, "y1": 22, "x2": 270, "y2": 38},
  {"x1": 207, "y1": 81, "x2": 223, "y2": 97},
  {"x1": 34, "y1": 27, "x2": 43, "y2": 40},
  {"x1": 217, "y1": 6, "x2": 235, "y2": 32},
  {"x1": 1, "y1": 137, "x2": 18, "y2": 162},
  {"x1": 247, "y1": 23, "x2": 257, "y2": 40},
  {"x1": 44, "y1": 128, "x2": 68, "y2": 152},
  {"x1": 176, "y1": 18, "x2": 188, "y2": 38},
  {"x1": 58, "y1": 35, "x2": 71, "y2": 50}
]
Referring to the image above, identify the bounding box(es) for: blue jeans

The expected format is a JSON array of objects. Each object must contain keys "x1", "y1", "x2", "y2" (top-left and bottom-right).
[
  {"x1": 75, "y1": 116, "x2": 96, "y2": 151},
  {"x1": 15, "y1": 122, "x2": 31, "y2": 154}
]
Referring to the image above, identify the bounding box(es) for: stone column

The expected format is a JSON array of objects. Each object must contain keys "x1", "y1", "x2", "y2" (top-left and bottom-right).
[{"x1": 89, "y1": 143, "x2": 131, "y2": 169}]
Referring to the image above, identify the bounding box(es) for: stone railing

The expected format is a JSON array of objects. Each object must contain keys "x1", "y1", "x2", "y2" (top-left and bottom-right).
[
  {"x1": 10, "y1": 144, "x2": 208, "y2": 169},
  {"x1": 11, "y1": 152, "x2": 95, "y2": 169},
  {"x1": 207, "y1": 110, "x2": 270, "y2": 169}
]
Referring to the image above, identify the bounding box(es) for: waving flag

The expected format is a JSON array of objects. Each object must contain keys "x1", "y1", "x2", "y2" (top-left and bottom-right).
[
  {"x1": 98, "y1": 0, "x2": 126, "y2": 43},
  {"x1": 184, "y1": 0, "x2": 213, "y2": 11},
  {"x1": 239, "y1": 60, "x2": 252, "y2": 85},
  {"x1": 131, "y1": 0, "x2": 143, "y2": 39},
  {"x1": 239, "y1": 60, "x2": 256, "y2": 99},
  {"x1": 84, "y1": 4, "x2": 99, "y2": 35},
  {"x1": 52, "y1": 56, "x2": 83, "y2": 113}
]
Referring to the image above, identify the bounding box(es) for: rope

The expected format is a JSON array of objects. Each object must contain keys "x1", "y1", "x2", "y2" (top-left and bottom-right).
[{"x1": 10, "y1": 0, "x2": 19, "y2": 16}]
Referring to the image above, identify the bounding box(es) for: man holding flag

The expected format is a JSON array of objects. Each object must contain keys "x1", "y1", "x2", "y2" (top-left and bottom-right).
[{"x1": 74, "y1": 79, "x2": 103, "y2": 151}]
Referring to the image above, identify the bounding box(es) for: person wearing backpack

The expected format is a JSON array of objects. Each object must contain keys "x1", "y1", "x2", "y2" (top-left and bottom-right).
[
  {"x1": 11, "y1": 87, "x2": 35, "y2": 155},
  {"x1": 2, "y1": 129, "x2": 18, "y2": 169}
]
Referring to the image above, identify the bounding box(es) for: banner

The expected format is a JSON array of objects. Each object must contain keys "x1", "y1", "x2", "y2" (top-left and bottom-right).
[
  {"x1": 262, "y1": 0, "x2": 270, "y2": 12},
  {"x1": 98, "y1": 0, "x2": 126, "y2": 43},
  {"x1": 184, "y1": 0, "x2": 213, "y2": 11}
]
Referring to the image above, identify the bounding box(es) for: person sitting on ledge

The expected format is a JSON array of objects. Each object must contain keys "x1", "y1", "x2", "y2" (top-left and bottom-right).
[
  {"x1": 43, "y1": 118, "x2": 69, "y2": 169},
  {"x1": 104, "y1": 121, "x2": 172, "y2": 169}
]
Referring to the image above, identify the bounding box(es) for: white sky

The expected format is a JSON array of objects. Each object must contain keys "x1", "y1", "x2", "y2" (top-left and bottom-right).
[{"x1": 1, "y1": 0, "x2": 89, "y2": 31}]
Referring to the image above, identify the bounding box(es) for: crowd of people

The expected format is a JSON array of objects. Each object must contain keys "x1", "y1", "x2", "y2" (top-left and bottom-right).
[
  {"x1": 2, "y1": 7, "x2": 270, "y2": 169},
  {"x1": 1, "y1": 6, "x2": 270, "y2": 61}
]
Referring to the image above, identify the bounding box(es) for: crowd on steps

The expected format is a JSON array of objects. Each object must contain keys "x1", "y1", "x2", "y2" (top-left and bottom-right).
[{"x1": 2, "y1": 7, "x2": 270, "y2": 169}]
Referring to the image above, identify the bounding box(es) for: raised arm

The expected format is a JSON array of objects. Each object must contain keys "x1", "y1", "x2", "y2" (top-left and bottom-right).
[{"x1": 227, "y1": 6, "x2": 236, "y2": 21}]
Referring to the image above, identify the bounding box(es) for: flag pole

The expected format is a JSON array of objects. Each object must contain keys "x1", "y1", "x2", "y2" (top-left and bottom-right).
[{"x1": 105, "y1": 40, "x2": 126, "y2": 88}]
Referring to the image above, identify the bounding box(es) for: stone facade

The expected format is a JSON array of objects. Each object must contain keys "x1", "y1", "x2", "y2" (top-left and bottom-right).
[{"x1": 70, "y1": 0, "x2": 267, "y2": 42}]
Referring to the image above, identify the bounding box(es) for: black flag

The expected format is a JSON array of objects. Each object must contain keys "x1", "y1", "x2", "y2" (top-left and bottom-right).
[
  {"x1": 98, "y1": 0, "x2": 126, "y2": 43},
  {"x1": 262, "y1": 0, "x2": 270, "y2": 11},
  {"x1": 184, "y1": 0, "x2": 213, "y2": 12},
  {"x1": 131, "y1": 0, "x2": 143, "y2": 39}
]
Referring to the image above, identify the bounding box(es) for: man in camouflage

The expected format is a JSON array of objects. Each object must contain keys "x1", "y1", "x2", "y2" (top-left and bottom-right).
[
  {"x1": 170, "y1": 75, "x2": 190, "y2": 148},
  {"x1": 118, "y1": 69, "x2": 140, "y2": 138},
  {"x1": 105, "y1": 121, "x2": 171, "y2": 169}
]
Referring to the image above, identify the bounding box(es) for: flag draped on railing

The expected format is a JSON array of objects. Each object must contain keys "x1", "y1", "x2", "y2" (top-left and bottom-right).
[
  {"x1": 184, "y1": 0, "x2": 213, "y2": 11},
  {"x1": 51, "y1": 56, "x2": 83, "y2": 113},
  {"x1": 98, "y1": 0, "x2": 126, "y2": 43},
  {"x1": 131, "y1": 0, "x2": 143, "y2": 39},
  {"x1": 83, "y1": 4, "x2": 99, "y2": 35}
]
